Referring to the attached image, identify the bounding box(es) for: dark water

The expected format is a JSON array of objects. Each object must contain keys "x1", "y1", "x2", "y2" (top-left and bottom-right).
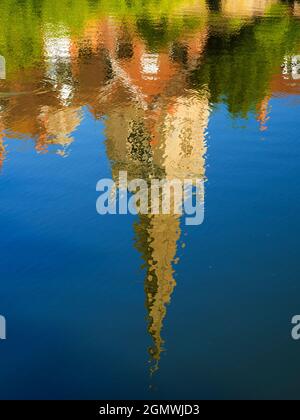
[{"x1": 0, "y1": 0, "x2": 300, "y2": 400}]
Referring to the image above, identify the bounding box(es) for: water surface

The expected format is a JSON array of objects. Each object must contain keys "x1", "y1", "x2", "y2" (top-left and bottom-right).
[{"x1": 1, "y1": 0, "x2": 300, "y2": 400}]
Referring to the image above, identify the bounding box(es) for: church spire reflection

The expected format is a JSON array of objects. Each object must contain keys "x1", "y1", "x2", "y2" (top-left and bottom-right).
[{"x1": 101, "y1": 12, "x2": 210, "y2": 369}]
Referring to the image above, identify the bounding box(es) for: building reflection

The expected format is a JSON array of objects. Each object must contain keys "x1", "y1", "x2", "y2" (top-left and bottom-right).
[
  {"x1": 99, "y1": 12, "x2": 210, "y2": 371},
  {"x1": 104, "y1": 91, "x2": 209, "y2": 371},
  {"x1": 0, "y1": 0, "x2": 299, "y2": 163}
]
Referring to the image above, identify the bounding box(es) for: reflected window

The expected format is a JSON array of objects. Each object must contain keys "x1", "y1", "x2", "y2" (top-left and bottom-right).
[
  {"x1": 171, "y1": 42, "x2": 188, "y2": 65},
  {"x1": 141, "y1": 53, "x2": 159, "y2": 80},
  {"x1": 116, "y1": 41, "x2": 134, "y2": 60},
  {"x1": 282, "y1": 55, "x2": 300, "y2": 80}
]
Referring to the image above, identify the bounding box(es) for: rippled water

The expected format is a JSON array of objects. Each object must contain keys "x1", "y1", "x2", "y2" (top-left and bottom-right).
[{"x1": 1, "y1": 0, "x2": 300, "y2": 399}]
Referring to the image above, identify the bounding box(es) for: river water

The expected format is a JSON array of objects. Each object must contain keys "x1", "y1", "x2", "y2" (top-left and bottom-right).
[{"x1": 0, "y1": 0, "x2": 300, "y2": 399}]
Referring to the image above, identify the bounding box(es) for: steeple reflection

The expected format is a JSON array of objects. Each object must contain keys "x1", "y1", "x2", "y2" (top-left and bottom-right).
[{"x1": 97, "y1": 12, "x2": 209, "y2": 370}]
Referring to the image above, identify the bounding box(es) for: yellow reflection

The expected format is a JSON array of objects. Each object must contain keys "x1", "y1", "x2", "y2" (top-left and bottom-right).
[
  {"x1": 221, "y1": 0, "x2": 278, "y2": 17},
  {"x1": 101, "y1": 12, "x2": 210, "y2": 369},
  {"x1": 38, "y1": 106, "x2": 82, "y2": 155},
  {"x1": 295, "y1": 2, "x2": 300, "y2": 17},
  {"x1": 135, "y1": 214, "x2": 181, "y2": 373}
]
